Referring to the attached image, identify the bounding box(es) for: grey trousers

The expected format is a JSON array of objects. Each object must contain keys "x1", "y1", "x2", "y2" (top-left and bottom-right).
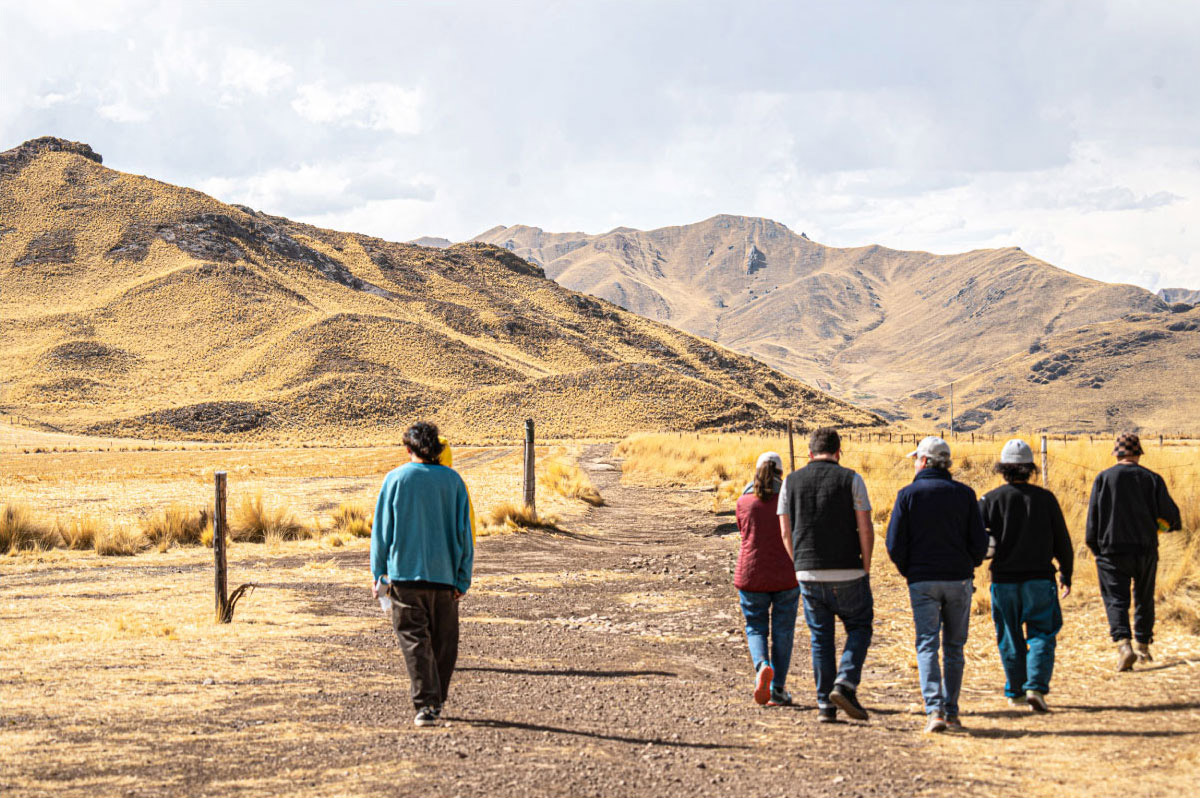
[{"x1": 389, "y1": 583, "x2": 459, "y2": 709}]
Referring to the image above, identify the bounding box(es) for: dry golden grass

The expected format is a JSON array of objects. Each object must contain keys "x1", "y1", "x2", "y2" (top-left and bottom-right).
[
  {"x1": 538, "y1": 459, "x2": 604, "y2": 506},
  {"x1": 54, "y1": 514, "x2": 105, "y2": 550},
  {"x1": 0, "y1": 503, "x2": 59, "y2": 552},
  {"x1": 329, "y1": 502, "x2": 373, "y2": 538},
  {"x1": 93, "y1": 525, "x2": 146, "y2": 556},
  {"x1": 231, "y1": 493, "x2": 311, "y2": 543},
  {"x1": 141, "y1": 505, "x2": 211, "y2": 551},
  {"x1": 480, "y1": 501, "x2": 561, "y2": 534}
]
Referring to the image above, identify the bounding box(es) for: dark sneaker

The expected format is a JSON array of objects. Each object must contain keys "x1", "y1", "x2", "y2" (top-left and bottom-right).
[
  {"x1": 753, "y1": 663, "x2": 774, "y2": 705},
  {"x1": 924, "y1": 715, "x2": 947, "y2": 734},
  {"x1": 945, "y1": 716, "x2": 965, "y2": 732},
  {"x1": 1117, "y1": 640, "x2": 1136, "y2": 672},
  {"x1": 829, "y1": 683, "x2": 869, "y2": 721},
  {"x1": 1026, "y1": 691, "x2": 1049, "y2": 713},
  {"x1": 767, "y1": 688, "x2": 793, "y2": 706},
  {"x1": 414, "y1": 706, "x2": 438, "y2": 727},
  {"x1": 817, "y1": 707, "x2": 838, "y2": 723}
]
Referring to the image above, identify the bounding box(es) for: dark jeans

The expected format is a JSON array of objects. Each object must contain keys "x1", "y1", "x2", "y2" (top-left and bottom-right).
[
  {"x1": 1095, "y1": 552, "x2": 1158, "y2": 644},
  {"x1": 738, "y1": 586, "x2": 801, "y2": 691},
  {"x1": 389, "y1": 583, "x2": 459, "y2": 709},
  {"x1": 799, "y1": 576, "x2": 874, "y2": 708},
  {"x1": 991, "y1": 580, "x2": 1062, "y2": 697}
]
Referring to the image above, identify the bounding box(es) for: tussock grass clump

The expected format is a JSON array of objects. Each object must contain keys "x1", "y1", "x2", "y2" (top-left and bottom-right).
[
  {"x1": 94, "y1": 526, "x2": 146, "y2": 556},
  {"x1": 141, "y1": 506, "x2": 210, "y2": 551},
  {"x1": 480, "y1": 501, "x2": 560, "y2": 534},
  {"x1": 1, "y1": 504, "x2": 60, "y2": 552},
  {"x1": 231, "y1": 493, "x2": 310, "y2": 543},
  {"x1": 55, "y1": 515, "x2": 106, "y2": 550},
  {"x1": 539, "y1": 461, "x2": 604, "y2": 507},
  {"x1": 330, "y1": 502, "x2": 373, "y2": 538}
]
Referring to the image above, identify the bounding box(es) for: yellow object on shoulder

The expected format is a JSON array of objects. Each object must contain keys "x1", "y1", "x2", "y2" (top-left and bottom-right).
[{"x1": 438, "y1": 435, "x2": 477, "y2": 542}]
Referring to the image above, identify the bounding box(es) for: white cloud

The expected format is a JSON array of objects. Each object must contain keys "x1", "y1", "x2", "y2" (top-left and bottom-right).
[
  {"x1": 291, "y1": 82, "x2": 421, "y2": 134},
  {"x1": 96, "y1": 100, "x2": 150, "y2": 123},
  {"x1": 219, "y1": 47, "x2": 293, "y2": 97},
  {"x1": 198, "y1": 161, "x2": 434, "y2": 218}
]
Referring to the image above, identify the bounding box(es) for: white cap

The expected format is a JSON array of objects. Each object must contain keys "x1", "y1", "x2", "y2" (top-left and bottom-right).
[
  {"x1": 1000, "y1": 438, "x2": 1034, "y2": 464},
  {"x1": 756, "y1": 451, "x2": 784, "y2": 471},
  {"x1": 907, "y1": 436, "x2": 951, "y2": 460}
]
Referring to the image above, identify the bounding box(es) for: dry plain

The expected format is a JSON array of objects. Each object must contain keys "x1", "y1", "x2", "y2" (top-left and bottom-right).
[{"x1": 2, "y1": 429, "x2": 1198, "y2": 798}]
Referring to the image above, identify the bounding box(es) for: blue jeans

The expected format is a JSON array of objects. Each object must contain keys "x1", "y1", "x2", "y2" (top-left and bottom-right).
[
  {"x1": 738, "y1": 587, "x2": 801, "y2": 691},
  {"x1": 991, "y1": 580, "x2": 1062, "y2": 697},
  {"x1": 908, "y1": 579, "x2": 973, "y2": 718},
  {"x1": 799, "y1": 577, "x2": 874, "y2": 708}
]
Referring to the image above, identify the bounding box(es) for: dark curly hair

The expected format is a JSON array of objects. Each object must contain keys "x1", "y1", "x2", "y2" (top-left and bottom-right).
[
  {"x1": 403, "y1": 421, "x2": 445, "y2": 463},
  {"x1": 994, "y1": 461, "x2": 1038, "y2": 483}
]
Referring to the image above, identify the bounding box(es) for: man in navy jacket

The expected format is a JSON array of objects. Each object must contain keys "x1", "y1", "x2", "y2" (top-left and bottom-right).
[{"x1": 886, "y1": 437, "x2": 988, "y2": 734}]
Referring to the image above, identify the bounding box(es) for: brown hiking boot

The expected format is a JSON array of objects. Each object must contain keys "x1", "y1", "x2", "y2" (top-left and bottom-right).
[
  {"x1": 1133, "y1": 641, "x2": 1153, "y2": 663},
  {"x1": 1116, "y1": 640, "x2": 1136, "y2": 672}
]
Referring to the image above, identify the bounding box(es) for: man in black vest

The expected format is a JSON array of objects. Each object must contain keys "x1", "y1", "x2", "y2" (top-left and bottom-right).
[{"x1": 778, "y1": 427, "x2": 875, "y2": 723}]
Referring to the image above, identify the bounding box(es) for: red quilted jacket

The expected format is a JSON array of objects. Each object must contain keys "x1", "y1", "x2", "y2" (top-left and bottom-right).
[{"x1": 734, "y1": 491, "x2": 799, "y2": 592}]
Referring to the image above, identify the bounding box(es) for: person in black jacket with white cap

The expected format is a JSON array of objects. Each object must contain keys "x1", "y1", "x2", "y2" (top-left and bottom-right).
[
  {"x1": 1086, "y1": 432, "x2": 1181, "y2": 671},
  {"x1": 979, "y1": 439, "x2": 1073, "y2": 713}
]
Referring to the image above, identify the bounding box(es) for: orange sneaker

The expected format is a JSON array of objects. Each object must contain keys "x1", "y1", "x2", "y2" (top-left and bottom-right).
[{"x1": 754, "y1": 663, "x2": 774, "y2": 705}]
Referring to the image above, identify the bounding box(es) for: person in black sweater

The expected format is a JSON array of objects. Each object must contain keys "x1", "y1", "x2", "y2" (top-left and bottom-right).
[
  {"x1": 979, "y1": 439, "x2": 1073, "y2": 713},
  {"x1": 1086, "y1": 432, "x2": 1182, "y2": 670}
]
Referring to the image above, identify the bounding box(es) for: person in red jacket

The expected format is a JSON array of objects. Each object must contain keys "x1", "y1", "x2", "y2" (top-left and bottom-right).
[{"x1": 735, "y1": 451, "x2": 801, "y2": 706}]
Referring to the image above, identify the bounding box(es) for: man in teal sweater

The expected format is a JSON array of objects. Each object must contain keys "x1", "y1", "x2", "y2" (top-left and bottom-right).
[{"x1": 371, "y1": 422, "x2": 474, "y2": 727}]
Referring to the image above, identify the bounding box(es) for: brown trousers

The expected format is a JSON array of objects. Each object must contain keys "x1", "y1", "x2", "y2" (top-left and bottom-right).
[{"x1": 389, "y1": 583, "x2": 459, "y2": 709}]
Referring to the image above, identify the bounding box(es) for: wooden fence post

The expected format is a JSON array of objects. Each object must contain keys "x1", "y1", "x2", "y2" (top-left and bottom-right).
[
  {"x1": 214, "y1": 472, "x2": 229, "y2": 622},
  {"x1": 787, "y1": 420, "x2": 796, "y2": 473},
  {"x1": 523, "y1": 418, "x2": 536, "y2": 515},
  {"x1": 1040, "y1": 436, "x2": 1048, "y2": 486}
]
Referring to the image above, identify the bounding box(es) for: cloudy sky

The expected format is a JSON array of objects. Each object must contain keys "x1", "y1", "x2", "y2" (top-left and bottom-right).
[{"x1": 4, "y1": 0, "x2": 1198, "y2": 290}]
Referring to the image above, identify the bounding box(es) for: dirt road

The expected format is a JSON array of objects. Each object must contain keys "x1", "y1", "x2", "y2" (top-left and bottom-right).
[{"x1": 3, "y1": 445, "x2": 1197, "y2": 797}]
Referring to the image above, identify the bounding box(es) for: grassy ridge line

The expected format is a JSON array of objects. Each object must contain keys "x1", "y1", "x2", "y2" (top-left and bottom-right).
[{"x1": 615, "y1": 432, "x2": 1200, "y2": 632}]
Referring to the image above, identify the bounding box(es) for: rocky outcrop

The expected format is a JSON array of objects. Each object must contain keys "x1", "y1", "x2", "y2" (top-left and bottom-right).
[{"x1": 0, "y1": 137, "x2": 102, "y2": 179}]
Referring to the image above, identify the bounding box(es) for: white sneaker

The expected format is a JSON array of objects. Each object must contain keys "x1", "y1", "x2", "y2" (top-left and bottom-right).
[{"x1": 924, "y1": 715, "x2": 947, "y2": 734}]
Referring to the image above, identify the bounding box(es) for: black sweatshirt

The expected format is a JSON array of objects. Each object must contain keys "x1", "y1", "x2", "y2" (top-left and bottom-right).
[
  {"x1": 1085, "y1": 463, "x2": 1182, "y2": 556},
  {"x1": 979, "y1": 482, "x2": 1074, "y2": 586}
]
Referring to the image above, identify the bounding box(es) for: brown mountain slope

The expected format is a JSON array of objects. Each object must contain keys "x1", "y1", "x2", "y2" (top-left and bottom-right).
[
  {"x1": 473, "y1": 216, "x2": 1166, "y2": 415},
  {"x1": 902, "y1": 307, "x2": 1200, "y2": 433},
  {"x1": 0, "y1": 138, "x2": 878, "y2": 440}
]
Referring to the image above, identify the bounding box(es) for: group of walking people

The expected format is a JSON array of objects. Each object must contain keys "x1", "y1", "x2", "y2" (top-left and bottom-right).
[
  {"x1": 367, "y1": 420, "x2": 1181, "y2": 732},
  {"x1": 734, "y1": 428, "x2": 1182, "y2": 732}
]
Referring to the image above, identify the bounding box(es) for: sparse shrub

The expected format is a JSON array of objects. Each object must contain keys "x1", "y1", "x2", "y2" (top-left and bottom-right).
[
  {"x1": 1, "y1": 504, "x2": 60, "y2": 552},
  {"x1": 480, "y1": 501, "x2": 560, "y2": 533},
  {"x1": 539, "y1": 461, "x2": 604, "y2": 506},
  {"x1": 230, "y1": 493, "x2": 309, "y2": 543},
  {"x1": 94, "y1": 526, "x2": 146, "y2": 556},
  {"x1": 55, "y1": 515, "x2": 106, "y2": 550},
  {"x1": 330, "y1": 503, "x2": 373, "y2": 538},
  {"x1": 141, "y1": 506, "x2": 210, "y2": 552}
]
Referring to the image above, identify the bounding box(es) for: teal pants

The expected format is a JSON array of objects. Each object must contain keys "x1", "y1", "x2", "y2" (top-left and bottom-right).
[{"x1": 990, "y1": 580, "x2": 1062, "y2": 697}]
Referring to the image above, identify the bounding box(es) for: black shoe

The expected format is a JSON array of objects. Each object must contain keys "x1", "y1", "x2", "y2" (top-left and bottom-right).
[
  {"x1": 830, "y1": 683, "x2": 869, "y2": 721},
  {"x1": 414, "y1": 706, "x2": 438, "y2": 727},
  {"x1": 817, "y1": 707, "x2": 838, "y2": 723}
]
